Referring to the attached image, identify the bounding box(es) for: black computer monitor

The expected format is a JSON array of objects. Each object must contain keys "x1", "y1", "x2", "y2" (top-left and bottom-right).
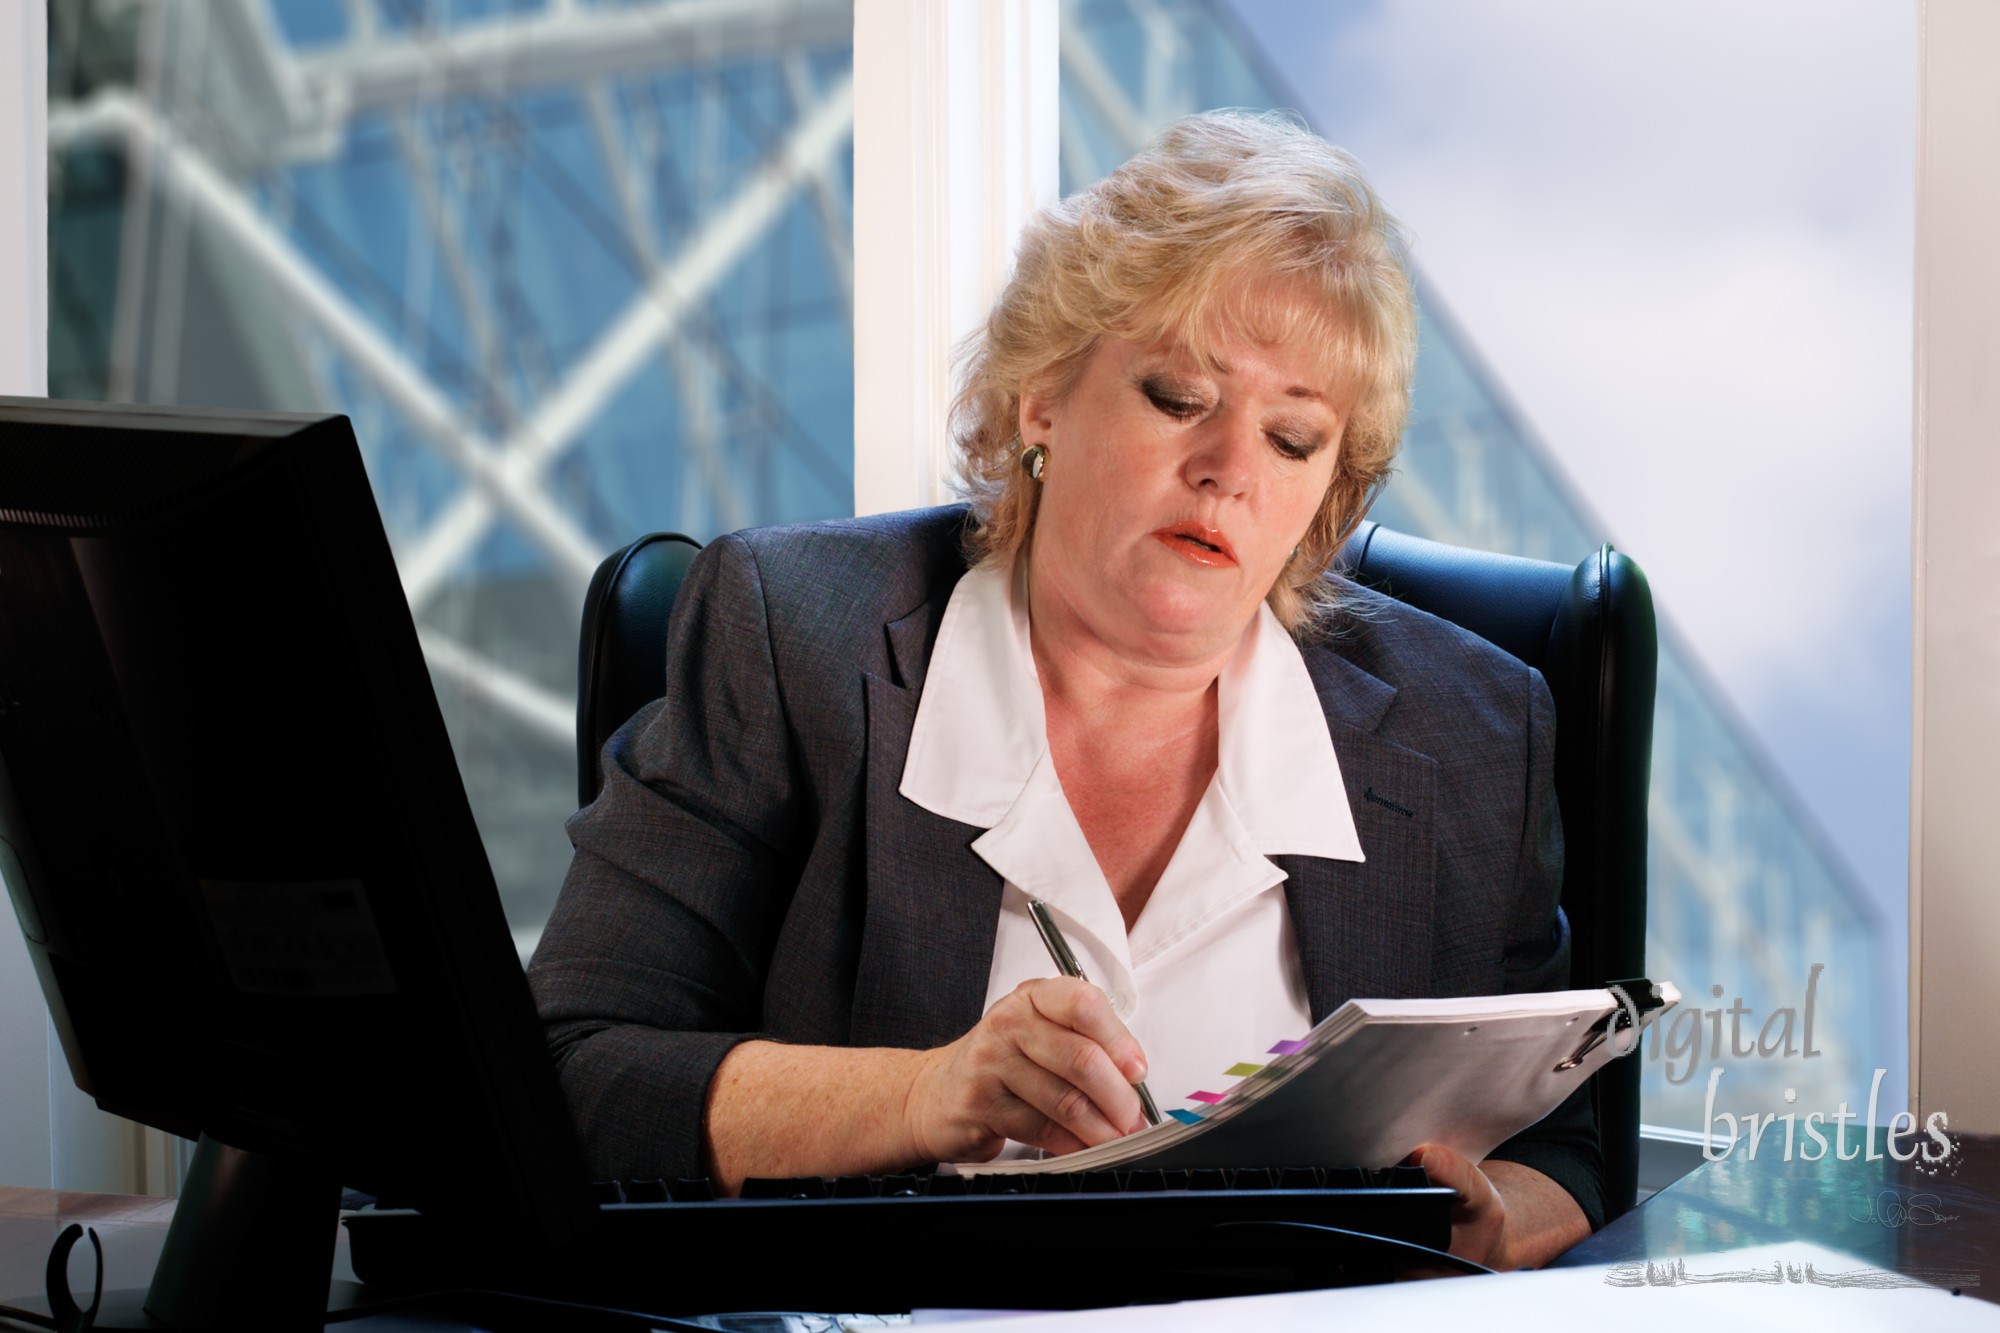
[{"x1": 0, "y1": 398, "x2": 594, "y2": 1328}]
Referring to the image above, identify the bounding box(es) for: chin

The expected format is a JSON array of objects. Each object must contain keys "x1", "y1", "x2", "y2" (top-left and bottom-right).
[{"x1": 1119, "y1": 582, "x2": 1246, "y2": 647}]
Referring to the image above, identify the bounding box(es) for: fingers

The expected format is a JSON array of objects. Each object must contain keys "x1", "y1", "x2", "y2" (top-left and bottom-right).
[
  {"x1": 980, "y1": 1084, "x2": 1093, "y2": 1158},
  {"x1": 1409, "y1": 1143, "x2": 1507, "y2": 1268},
  {"x1": 1408, "y1": 1143, "x2": 1472, "y2": 1193},
  {"x1": 1411, "y1": 1144, "x2": 1494, "y2": 1209},
  {"x1": 978, "y1": 978, "x2": 1149, "y2": 1144},
  {"x1": 944, "y1": 1111, "x2": 1086, "y2": 1164},
  {"x1": 1014, "y1": 980, "x2": 1147, "y2": 1136},
  {"x1": 908, "y1": 978, "x2": 1156, "y2": 1163},
  {"x1": 1024, "y1": 978, "x2": 1149, "y2": 1083},
  {"x1": 989, "y1": 1041, "x2": 1140, "y2": 1146}
]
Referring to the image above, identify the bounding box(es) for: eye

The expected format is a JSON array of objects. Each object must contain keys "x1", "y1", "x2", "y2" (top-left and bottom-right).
[
  {"x1": 1270, "y1": 433, "x2": 1314, "y2": 461},
  {"x1": 1142, "y1": 378, "x2": 1208, "y2": 420}
]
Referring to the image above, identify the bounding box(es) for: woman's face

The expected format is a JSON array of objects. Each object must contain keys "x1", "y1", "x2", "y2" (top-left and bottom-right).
[{"x1": 1021, "y1": 306, "x2": 1346, "y2": 669}]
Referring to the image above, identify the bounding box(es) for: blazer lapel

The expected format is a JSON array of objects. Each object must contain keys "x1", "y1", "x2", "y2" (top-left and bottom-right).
[
  {"x1": 853, "y1": 583, "x2": 1441, "y2": 1042},
  {"x1": 851, "y1": 601, "x2": 1004, "y2": 1050},
  {"x1": 1280, "y1": 644, "x2": 1438, "y2": 1021}
]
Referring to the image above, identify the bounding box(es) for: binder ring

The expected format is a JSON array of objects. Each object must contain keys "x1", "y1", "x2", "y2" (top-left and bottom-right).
[
  {"x1": 1554, "y1": 983, "x2": 1649, "y2": 1071},
  {"x1": 1605, "y1": 982, "x2": 1642, "y2": 1060}
]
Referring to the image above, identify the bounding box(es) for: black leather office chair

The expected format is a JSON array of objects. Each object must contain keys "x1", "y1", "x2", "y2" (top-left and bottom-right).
[
  {"x1": 575, "y1": 530, "x2": 704, "y2": 809},
  {"x1": 1338, "y1": 521, "x2": 1657, "y2": 1220},
  {"x1": 576, "y1": 521, "x2": 1658, "y2": 1220}
]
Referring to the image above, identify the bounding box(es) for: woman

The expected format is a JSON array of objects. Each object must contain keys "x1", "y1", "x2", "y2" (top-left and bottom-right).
[{"x1": 531, "y1": 110, "x2": 1600, "y2": 1270}]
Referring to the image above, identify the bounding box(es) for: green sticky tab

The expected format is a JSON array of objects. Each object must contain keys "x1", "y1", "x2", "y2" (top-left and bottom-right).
[{"x1": 1224, "y1": 1062, "x2": 1264, "y2": 1077}]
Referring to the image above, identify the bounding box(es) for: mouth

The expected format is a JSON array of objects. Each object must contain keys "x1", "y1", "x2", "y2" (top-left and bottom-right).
[{"x1": 1151, "y1": 524, "x2": 1238, "y2": 568}]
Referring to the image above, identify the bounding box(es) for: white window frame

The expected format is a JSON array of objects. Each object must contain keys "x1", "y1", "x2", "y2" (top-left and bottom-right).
[
  {"x1": 851, "y1": 0, "x2": 1058, "y2": 515},
  {"x1": 0, "y1": 3, "x2": 43, "y2": 404},
  {"x1": 1911, "y1": 0, "x2": 2000, "y2": 1135},
  {"x1": 0, "y1": 0, "x2": 49, "y2": 1192}
]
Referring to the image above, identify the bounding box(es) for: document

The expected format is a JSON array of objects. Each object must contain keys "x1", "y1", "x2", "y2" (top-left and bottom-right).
[{"x1": 949, "y1": 980, "x2": 1678, "y2": 1175}]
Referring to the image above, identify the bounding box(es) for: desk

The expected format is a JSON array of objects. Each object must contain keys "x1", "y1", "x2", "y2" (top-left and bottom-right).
[
  {"x1": 0, "y1": 1191, "x2": 400, "y2": 1333},
  {"x1": 9, "y1": 1144, "x2": 2000, "y2": 1331},
  {"x1": 949, "y1": 1136, "x2": 2000, "y2": 1332},
  {"x1": 1553, "y1": 1129, "x2": 2000, "y2": 1299},
  {"x1": 0, "y1": 1189, "x2": 178, "y2": 1308}
]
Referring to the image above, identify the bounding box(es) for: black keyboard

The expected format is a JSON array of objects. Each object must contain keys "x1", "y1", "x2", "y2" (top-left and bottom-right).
[{"x1": 344, "y1": 1166, "x2": 1454, "y2": 1312}]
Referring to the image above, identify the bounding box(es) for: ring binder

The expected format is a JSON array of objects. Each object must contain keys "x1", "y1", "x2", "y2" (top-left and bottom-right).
[{"x1": 951, "y1": 982, "x2": 1683, "y2": 1175}]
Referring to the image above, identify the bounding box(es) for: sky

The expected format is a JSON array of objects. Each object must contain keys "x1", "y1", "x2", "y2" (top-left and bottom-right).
[{"x1": 1223, "y1": 2, "x2": 1916, "y2": 947}]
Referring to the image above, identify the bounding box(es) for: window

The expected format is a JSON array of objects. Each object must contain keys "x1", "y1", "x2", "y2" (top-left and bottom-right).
[
  {"x1": 36, "y1": 0, "x2": 1920, "y2": 1155},
  {"x1": 1059, "y1": 0, "x2": 1914, "y2": 1132},
  {"x1": 47, "y1": 0, "x2": 858, "y2": 958}
]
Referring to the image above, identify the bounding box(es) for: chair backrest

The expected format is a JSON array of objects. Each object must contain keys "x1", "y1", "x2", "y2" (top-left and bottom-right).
[
  {"x1": 577, "y1": 522, "x2": 1658, "y2": 1218},
  {"x1": 1340, "y1": 520, "x2": 1657, "y2": 1219},
  {"x1": 575, "y1": 531, "x2": 702, "y2": 809}
]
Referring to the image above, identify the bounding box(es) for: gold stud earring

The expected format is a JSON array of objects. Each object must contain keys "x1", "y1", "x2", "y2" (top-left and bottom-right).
[{"x1": 1021, "y1": 443, "x2": 1048, "y2": 481}]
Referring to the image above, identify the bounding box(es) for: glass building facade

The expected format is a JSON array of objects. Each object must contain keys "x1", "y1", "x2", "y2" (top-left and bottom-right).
[
  {"x1": 1061, "y1": 0, "x2": 1889, "y2": 1130},
  {"x1": 44, "y1": 0, "x2": 1888, "y2": 1133},
  {"x1": 48, "y1": 0, "x2": 859, "y2": 961}
]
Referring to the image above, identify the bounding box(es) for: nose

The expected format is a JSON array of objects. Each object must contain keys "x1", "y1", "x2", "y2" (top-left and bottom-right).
[{"x1": 1183, "y1": 409, "x2": 1259, "y2": 498}]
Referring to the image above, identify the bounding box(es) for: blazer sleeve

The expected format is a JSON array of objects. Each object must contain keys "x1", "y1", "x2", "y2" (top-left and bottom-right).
[
  {"x1": 1476, "y1": 667, "x2": 1609, "y2": 1232},
  {"x1": 528, "y1": 534, "x2": 804, "y2": 1182}
]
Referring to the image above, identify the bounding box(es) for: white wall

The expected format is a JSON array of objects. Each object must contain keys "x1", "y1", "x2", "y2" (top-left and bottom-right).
[
  {"x1": 0, "y1": 3, "x2": 45, "y2": 391},
  {"x1": 1912, "y1": 0, "x2": 2000, "y2": 1135},
  {"x1": 0, "y1": 0, "x2": 50, "y2": 1190}
]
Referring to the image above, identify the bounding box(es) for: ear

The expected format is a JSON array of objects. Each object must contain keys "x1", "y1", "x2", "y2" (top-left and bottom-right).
[{"x1": 1017, "y1": 383, "x2": 1057, "y2": 445}]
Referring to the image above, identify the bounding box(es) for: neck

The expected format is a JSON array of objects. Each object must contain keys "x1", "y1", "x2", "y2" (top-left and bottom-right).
[{"x1": 1025, "y1": 557, "x2": 1241, "y2": 733}]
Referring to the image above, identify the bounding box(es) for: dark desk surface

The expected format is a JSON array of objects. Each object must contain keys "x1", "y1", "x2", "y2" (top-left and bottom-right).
[{"x1": 1554, "y1": 1130, "x2": 2000, "y2": 1300}]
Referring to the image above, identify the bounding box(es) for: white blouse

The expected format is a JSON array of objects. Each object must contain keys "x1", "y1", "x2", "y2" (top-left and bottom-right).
[{"x1": 899, "y1": 558, "x2": 1365, "y2": 1142}]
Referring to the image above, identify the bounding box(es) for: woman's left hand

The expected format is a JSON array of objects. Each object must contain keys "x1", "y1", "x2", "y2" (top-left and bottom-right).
[{"x1": 1406, "y1": 1142, "x2": 1591, "y2": 1272}]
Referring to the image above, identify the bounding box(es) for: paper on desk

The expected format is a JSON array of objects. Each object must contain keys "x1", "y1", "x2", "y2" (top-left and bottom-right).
[
  {"x1": 927, "y1": 1243, "x2": 2000, "y2": 1333},
  {"x1": 950, "y1": 984, "x2": 1679, "y2": 1175}
]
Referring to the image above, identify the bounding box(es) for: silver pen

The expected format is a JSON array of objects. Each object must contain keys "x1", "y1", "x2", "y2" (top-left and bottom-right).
[{"x1": 1025, "y1": 898, "x2": 1163, "y2": 1127}]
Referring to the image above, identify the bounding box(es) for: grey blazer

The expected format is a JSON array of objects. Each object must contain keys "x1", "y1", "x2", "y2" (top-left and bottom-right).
[{"x1": 529, "y1": 506, "x2": 1604, "y2": 1228}]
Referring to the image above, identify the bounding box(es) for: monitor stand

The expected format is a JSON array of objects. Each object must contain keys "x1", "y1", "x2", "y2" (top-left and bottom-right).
[
  {"x1": 145, "y1": 1134, "x2": 343, "y2": 1331},
  {"x1": 9, "y1": 1134, "x2": 353, "y2": 1332}
]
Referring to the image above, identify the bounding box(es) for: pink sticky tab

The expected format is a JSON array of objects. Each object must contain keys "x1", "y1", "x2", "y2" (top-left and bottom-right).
[
  {"x1": 1267, "y1": 1039, "x2": 1307, "y2": 1055},
  {"x1": 1186, "y1": 1090, "x2": 1227, "y2": 1105}
]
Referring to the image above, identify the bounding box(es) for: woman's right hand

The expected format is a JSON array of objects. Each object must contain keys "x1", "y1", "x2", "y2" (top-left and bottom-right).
[{"x1": 903, "y1": 977, "x2": 1152, "y2": 1164}]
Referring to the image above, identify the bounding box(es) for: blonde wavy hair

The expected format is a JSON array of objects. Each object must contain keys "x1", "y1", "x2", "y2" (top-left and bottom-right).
[{"x1": 951, "y1": 109, "x2": 1417, "y2": 632}]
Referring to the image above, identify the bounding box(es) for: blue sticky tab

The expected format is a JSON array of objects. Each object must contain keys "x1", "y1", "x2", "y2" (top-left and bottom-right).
[{"x1": 1168, "y1": 1108, "x2": 1205, "y2": 1125}]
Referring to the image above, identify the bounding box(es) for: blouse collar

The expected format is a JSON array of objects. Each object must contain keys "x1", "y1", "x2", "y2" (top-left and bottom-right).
[{"x1": 899, "y1": 556, "x2": 1365, "y2": 864}]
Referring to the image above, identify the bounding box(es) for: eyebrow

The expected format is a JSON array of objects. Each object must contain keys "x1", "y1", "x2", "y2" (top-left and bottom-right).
[{"x1": 1204, "y1": 358, "x2": 1328, "y2": 404}]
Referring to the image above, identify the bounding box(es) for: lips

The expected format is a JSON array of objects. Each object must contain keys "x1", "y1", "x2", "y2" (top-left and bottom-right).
[{"x1": 1151, "y1": 523, "x2": 1238, "y2": 568}]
